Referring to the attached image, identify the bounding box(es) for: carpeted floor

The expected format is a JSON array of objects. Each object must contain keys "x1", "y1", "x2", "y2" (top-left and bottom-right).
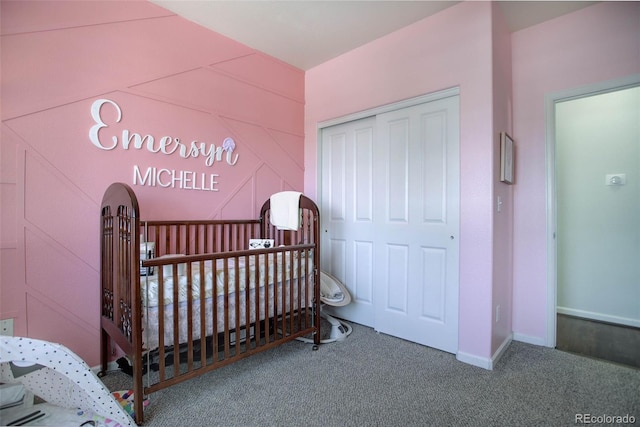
[{"x1": 100, "y1": 322, "x2": 640, "y2": 427}]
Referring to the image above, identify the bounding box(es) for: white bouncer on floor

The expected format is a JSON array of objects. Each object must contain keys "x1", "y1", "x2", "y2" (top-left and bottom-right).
[
  {"x1": 0, "y1": 337, "x2": 134, "y2": 427},
  {"x1": 298, "y1": 271, "x2": 353, "y2": 344}
]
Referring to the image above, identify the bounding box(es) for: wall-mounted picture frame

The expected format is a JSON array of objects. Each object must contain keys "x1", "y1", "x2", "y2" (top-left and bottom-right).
[{"x1": 500, "y1": 132, "x2": 514, "y2": 184}]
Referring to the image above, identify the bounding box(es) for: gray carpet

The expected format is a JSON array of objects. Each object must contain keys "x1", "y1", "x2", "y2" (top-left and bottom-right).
[{"x1": 100, "y1": 323, "x2": 640, "y2": 426}]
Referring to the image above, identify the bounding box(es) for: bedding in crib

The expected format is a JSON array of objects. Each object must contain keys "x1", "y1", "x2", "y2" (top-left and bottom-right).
[
  {"x1": 141, "y1": 251, "x2": 314, "y2": 351},
  {"x1": 142, "y1": 251, "x2": 313, "y2": 307}
]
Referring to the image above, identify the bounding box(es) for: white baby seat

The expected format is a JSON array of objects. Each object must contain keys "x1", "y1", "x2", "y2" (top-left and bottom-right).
[
  {"x1": 297, "y1": 271, "x2": 353, "y2": 344},
  {"x1": 0, "y1": 337, "x2": 134, "y2": 427},
  {"x1": 320, "y1": 271, "x2": 351, "y2": 307}
]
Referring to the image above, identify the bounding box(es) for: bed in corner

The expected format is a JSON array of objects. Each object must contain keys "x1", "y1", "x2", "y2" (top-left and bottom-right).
[{"x1": 98, "y1": 182, "x2": 321, "y2": 425}]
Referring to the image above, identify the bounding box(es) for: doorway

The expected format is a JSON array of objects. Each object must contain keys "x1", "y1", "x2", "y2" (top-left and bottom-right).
[
  {"x1": 551, "y1": 83, "x2": 640, "y2": 367},
  {"x1": 319, "y1": 90, "x2": 460, "y2": 354}
]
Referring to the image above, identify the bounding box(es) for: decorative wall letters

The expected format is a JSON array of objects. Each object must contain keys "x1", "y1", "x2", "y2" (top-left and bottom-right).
[{"x1": 89, "y1": 99, "x2": 238, "y2": 191}]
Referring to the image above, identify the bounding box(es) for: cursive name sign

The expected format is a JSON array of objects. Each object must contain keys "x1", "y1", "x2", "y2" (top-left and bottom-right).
[{"x1": 89, "y1": 99, "x2": 238, "y2": 191}]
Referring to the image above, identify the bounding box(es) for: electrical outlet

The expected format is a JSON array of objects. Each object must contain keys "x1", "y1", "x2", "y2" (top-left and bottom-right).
[
  {"x1": 605, "y1": 173, "x2": 627, "y2": 186},
  {"x1": 0, "y1": 319, "x2": 14, "y2": 336},
  {"x1": 495, "y1": 305, "x2": 501, "y2": 323}
]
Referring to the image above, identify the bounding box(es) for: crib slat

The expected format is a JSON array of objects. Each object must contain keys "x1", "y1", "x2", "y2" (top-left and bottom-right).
[
  {"x1": 172, "y1": 264, "x2": 180, "y2": 372},
  {"x1": 234, "y1": 256, "x2": 241, "y2": 355},
  {"x1": 243, "y1": 253, "x2": 251, "y2": 350},
  {"x1": 199, "y1": 260, "x2": 207, "y2": 366},
  {"x1": 212, "y1": 258, "x2": 219, "y2": 363},
  {"x1": 223, "y1": 258, "x2": 231, "y2": 358},
  {"x1": 157, "y1": 267, "x2": 166, "y2": 383},
  {"x1": 264, "y1": 254, "x2": 271, "y2": 344},
  {"x1": 290, "y1": 250, "x2": 295, "y2": 334},
  {"x1": 253, "y1": 253, "x2": 262, "y2": 349},
  {"x1": 185, "y1": 261, "x2": 194, "y2": 372}
]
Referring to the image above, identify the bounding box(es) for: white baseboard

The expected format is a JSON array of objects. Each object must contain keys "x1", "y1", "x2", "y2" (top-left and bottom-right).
[
  {"x1": 513, "y1": 332, "x2": 547, "y2": 347},
  {"x1": 557, "y1": 307, "x2": 640, "y2": 328},
  {"x1": 456, "y1": 351, "x2": 492, "y2": 370},
  {"x1": 490, "y1": 334, "x2": 513, "y2": 368},
  {"x1": 457, "y1": 335, "x2": 513, "y2": 371}
]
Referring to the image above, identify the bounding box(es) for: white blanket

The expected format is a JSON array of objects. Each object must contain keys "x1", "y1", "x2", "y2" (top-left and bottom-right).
[{"x1": 269, "y1": 191, "x2": 302, "y2": 230}]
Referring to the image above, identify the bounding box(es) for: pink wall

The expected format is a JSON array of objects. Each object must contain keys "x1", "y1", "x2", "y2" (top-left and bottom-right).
[
  {"x1": 305, "y1": 2, "x2": 498, "y2": 359},
  {"x1": 0, "y1": 1, "x2": 305, "y2": 366},
  {"x1": 511, "y1": 2, "x2": 640, "y2": 343},
  {"x1": 491, "y1": 3, "x2": 514, "y2": 354}
]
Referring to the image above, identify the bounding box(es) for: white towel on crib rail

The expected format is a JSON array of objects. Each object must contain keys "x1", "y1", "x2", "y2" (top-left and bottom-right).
[{"x1": 270, "y1": 191, "x2": 302, "y2": 230}]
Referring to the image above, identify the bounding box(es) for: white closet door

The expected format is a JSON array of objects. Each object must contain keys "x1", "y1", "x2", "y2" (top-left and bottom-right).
[
  {"x1": 321, "y1": 117, "x2": 376, "y2": 326},
  {"x1": 320, "y1": 95, "x2": 459, "y2": 354},
  {"x1": 374, "y1": 96, "x2": 459, "y2": 353}
]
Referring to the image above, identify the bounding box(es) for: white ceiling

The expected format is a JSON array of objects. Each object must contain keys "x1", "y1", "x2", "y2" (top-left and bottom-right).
[{"x1": 150, "y1": 1, "x2": 598, "y2": 70}]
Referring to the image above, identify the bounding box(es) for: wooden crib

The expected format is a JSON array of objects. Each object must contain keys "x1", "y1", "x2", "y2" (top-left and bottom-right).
[{"x1": 98, "y1": 183, "x2": 320, "y2": 425}]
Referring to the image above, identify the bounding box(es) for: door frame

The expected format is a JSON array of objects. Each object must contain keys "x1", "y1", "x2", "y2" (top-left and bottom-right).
[{"x1": 544, "y1": 74, "x2": 640, "y2": 348}]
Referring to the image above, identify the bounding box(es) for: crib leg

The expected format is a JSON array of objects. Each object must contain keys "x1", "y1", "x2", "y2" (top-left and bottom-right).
[
  {"x1": 314, "y1": 307, "x2": 321, "y2": 348},
  {"x1": 98, "y1": 329, "x2": 108, "y2": 377}
]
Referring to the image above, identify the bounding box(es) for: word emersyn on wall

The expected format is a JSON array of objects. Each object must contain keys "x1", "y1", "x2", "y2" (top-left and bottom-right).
[{"x1": 89, "y1": 99, "x2": 239, "y2": 191}]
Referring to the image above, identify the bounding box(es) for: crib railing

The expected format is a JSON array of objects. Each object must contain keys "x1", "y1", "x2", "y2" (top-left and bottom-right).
[
  {"x1": 140, "y1": 244, "x2": 317, "y2": 393},
  {"x1": 141, "y1": 219, "x2": 262, "y2": 257}
]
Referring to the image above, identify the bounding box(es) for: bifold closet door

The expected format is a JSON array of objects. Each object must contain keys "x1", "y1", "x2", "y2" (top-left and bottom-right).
[
  {"x1": 321, "y1": 95, "x2": 459, "y2": 354},
  {"x1": 373, "y1": 96, "x2": 459, "y2": 353},
  {"x1": 321, "y1": 116, "x2": 377, "y2": 327}
]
